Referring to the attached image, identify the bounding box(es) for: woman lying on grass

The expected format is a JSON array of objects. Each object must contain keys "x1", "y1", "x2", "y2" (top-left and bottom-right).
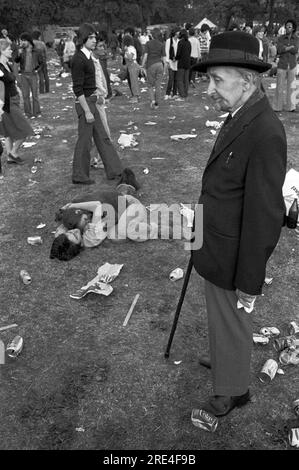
[{"x1": 50, "y1": 168, "x2": 162, "y2": 261}]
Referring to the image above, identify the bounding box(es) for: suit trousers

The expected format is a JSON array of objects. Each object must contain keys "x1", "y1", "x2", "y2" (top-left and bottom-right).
[
  {"x1": 176, "y1": 68, "x2": 189, "y2": 98},
  {"x1": 273, "y1": 67, "x2": 296, "y2": 111},
  {"x1": 72, "y1": 96, "x2": 122, "y2": 182},
  {"x1": 204, "y1": 280, "x2": 253, "y2": 396},
  {"x1": 20, "y1": 72, "x2": 41, "y2": 117}
]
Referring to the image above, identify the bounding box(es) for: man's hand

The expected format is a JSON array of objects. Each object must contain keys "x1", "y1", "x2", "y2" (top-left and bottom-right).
[
  {"x1": 85, "y1": 110, "x2": 95, "y2": 123},
  {"x1": 236, "y1": 289, "x2": 257, "y2": 313}
]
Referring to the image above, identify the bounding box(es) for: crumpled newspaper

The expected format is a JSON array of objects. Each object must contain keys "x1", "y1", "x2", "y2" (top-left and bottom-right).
[
  {"x1": 170, "y1": 134, "x2": 197, "y2": 141},
  {"x1": 118, "y1": 133, "x2": 138, "y2": 148},
  {"x1": 205, "y1": 120, "x2": 223, "y2": 130},
  {"x1": 69, "y1": 263, "x2": 123, "y2": 299}
]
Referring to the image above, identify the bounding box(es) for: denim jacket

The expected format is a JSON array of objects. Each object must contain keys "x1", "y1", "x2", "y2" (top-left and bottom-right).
[{"x1": 276, "y1": 33, "x2": 299, "y2": 70}]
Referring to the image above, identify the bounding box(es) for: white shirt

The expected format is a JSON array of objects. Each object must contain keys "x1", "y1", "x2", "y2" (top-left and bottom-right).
[
  {"x1": 165, "y1": 37, "x2": 179, "y2": 71},
  {"x1": 189, "y1": 36, "x2": 201, "y2": 59},
  {"x1": 81, "y1": 46, "x2": 91, "y2": 59}
]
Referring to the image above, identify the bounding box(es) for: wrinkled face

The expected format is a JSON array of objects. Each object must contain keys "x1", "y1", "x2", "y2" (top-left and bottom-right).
[
  {"x1": 207, "y1": 66, "x2": 246, "y2": 112},
  {"x1": 285, "y1": 22, "x2": 294, "y2": 34},
  {"x1": 84, "y1": 33, "x2": 96, "y2": 50},
  {"x1": 65, "y1": 228, "x2": 82, "y2": 245}
]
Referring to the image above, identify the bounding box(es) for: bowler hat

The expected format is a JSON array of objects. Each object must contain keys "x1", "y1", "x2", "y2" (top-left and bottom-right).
[{"x1": 193, "y1": 31, "x2": 272, "y2": 73}]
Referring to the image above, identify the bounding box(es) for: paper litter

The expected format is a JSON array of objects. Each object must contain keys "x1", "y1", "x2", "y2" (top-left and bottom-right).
[
  {"x1": 144, "y1": 121, "x2": 157, "y2": 125},
  {"x1": 170, "y1": 134, "x2": 197, "y2": 141},
  {"x1": 22, "y1": 142, "x2": 37, "y2": 148},
  {"x1": 70, "y1": 263, "x2": 123, "y2": 299},
  {"x1": 205, "y1": 120, "x2": 223, "y2": 129},
  {"x1": 118, "y1": 133, "x2": 138, "y2": 148}
]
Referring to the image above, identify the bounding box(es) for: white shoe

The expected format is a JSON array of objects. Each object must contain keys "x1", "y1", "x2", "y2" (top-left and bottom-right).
[{"x1": 164, "y1": 95, "x2": 170, "y2": 100}]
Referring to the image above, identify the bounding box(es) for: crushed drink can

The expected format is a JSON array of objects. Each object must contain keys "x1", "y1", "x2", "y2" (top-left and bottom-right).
[
  {"x1": 258, "y1": 359, "x2": 278, "y2": 383},
  {"x1": 19, "y1": 270, "x2": 31, "y2": 285},
  {"x1": 253, "y1": 334, "x2": 269, "y2": 345},
  {"x1": 279, "y1": 349, "x2": 299, "y2": 366},
  {"x1": 259, "y1": 327, "x2": 280, "y2": 337},
  {"x1": 27, "y1": 236, "x2": 43, "y2": 245},
  {"x1": 6, "y1": 335, "x2": 23, "y2": 358},
  {"x1": 273, "y1": 335, "x2": 299, "y2": 352},
  {"x1": 293, "y1": 399, "x2": 299, "y2": 417},
  {"x1": 191, "y1": 408, "x2": 218, "y2": 432},
  {"x1": 169, "y1": 268, "x2": 184, "y2": 281},
  {"x1": 289, "y1": 321, "x2": 299, "y2": 337},
  {"x1": 31, "y1": 165, "x2": 38, "y2": 174}
]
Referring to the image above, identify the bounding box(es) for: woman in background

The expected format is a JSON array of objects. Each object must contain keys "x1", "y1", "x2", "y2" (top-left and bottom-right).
[
  {"x1": 141, "y1": 27, "x2": 166, "y2": 109},
  {"x1": 0, "y1": 38, "x2": 33, "y2": 165}
]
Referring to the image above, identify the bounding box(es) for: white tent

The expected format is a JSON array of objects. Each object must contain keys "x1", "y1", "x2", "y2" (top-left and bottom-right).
[{"x1": 194, "y1": 18, "x2": 217, "y2": 30}]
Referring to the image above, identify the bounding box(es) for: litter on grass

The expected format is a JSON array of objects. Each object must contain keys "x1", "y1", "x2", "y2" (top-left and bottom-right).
[
  {"x1": 144, "y1": 121, "x2": 157, "y2": 125},
  {"x1": 22, "y1": 142, "x2": 37, "y2": 148},
  {"x1": 123, "y1": 294, "x2": 140, "y2": 326},
  {"x1": 170, "y1": 134, "x2": 197, "y2": 141},
  {"x1": 205, "y1": 120, "x2": 223, "y2": 129},
  {"x1": 118, "y1": 133, "x2": 138, "y2": 148}
]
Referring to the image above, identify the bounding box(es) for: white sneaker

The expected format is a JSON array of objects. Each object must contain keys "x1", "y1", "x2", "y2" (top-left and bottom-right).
[{"x1": 164, "y1": 95, "x2": 170, "y2": 100}]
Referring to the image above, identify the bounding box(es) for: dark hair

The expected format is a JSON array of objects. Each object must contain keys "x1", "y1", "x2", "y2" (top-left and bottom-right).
[
  {"x1": 170, "y1": 28, "x2": 180, "y2": 37},
  {"x1": 189, "y1": 28, "x2": 195, "y2": 36},
  {"x1": 50, "y1": 234, "x2": 82, "y2": 261},
  {"x1": 179, "y1": 29, "x2": 188, "y2": 40},
  {"x1": 55, "y1": 207, "x2": 84, "y2": 230},
  {"x1": 285, "y1": 19, "x2": 297, "y2": 32},
  {"x1": 20, "y1": 32, "x2": 34, "y2": 47},
  {"x1": 76, "y1": 23, "x2": 96, "y2": 47},
  {"x1": 117, "y1": 167, "x2": 140, "y2": 190},
  {"x1": 124, "y1": 27, "x2": 135, "y2": 37},
  {"x1": 123, "y1": 35, "x2": 134, "y2": 47},
  {"x1": 32, "y1": 30, "x2": 41, "y2": 40},
  {"x1": 97, "y1": 30, "x2": 108, "y2": 43},
  {"x1": 151, "y1": 28, "x2": 161, "y2": 40},
  {"x1": 201, "y1": 23, "x2": 210, "y2": 33}
]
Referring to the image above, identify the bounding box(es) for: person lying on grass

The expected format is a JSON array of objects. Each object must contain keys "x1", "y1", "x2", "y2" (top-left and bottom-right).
[{"x1": 50, "y1": 168, "x2": 192, "y2": 261}]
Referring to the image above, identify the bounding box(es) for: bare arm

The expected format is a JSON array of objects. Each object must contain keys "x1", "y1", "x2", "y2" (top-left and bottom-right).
[{"x1": 64, "y1": 201, "x2": 101, "y2": 212}]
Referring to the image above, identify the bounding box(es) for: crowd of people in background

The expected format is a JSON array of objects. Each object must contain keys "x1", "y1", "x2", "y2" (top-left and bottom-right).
[{"x1": 0, "y1": 18, "x2": 298, "y2": 173}]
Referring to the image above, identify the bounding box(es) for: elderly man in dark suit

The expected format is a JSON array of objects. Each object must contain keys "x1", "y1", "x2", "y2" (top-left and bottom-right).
[{"x1": 191, "y1": 32, "x2": 287, "y2": 417}]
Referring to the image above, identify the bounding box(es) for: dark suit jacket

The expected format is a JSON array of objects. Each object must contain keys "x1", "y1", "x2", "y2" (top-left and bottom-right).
[{"x1": 191, "y1": 96, "x2": 287, "y2": 295}]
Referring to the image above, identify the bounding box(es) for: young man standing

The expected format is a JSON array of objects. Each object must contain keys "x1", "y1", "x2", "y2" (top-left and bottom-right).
[
  {"x1": 71, "y1": 23, "x2": 122, "y2": 185},
  {"x1": 32, "y1": 30, "x2": 49, "y2": 94},
  {"x1": 16, "y1": 32, "x2": 43, "y2": 118}
]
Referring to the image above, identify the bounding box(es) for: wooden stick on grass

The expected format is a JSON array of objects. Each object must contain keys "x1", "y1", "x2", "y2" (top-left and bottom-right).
[
  {"x1": 0, "y1": 323, "x2": 18, "y2": 332},
  {"x1": 123, "y1": 294, "x2": 140, "y2": 326}
]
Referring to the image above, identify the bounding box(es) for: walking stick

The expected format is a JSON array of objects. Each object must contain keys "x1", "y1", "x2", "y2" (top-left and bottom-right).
[{"x1": 164, "y1": 256, "x2": 193, "y2": 358}]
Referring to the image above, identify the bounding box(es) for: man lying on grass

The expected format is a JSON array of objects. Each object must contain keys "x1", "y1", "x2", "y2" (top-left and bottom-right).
[{"x1": 50, "y1": 168, "x2": 192, "y2": 261}]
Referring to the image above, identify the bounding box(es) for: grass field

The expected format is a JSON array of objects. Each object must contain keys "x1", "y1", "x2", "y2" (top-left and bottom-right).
[{"x1": 0, "y1": 51, "x2": 298, "y2": 450}]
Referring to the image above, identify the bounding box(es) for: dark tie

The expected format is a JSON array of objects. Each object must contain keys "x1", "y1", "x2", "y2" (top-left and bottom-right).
[
  {"x1": 213, "y1": 113, "x2": 233, "y2": 153},
  {"x1": 223, "y1": 112, "x2": 233, "y2": 126}
]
